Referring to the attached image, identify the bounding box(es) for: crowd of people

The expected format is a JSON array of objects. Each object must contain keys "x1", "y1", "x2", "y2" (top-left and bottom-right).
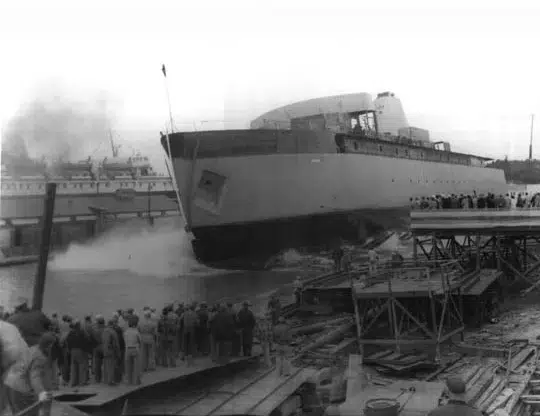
[
  {"x1": 410, "y1": 191, "x2": 540, "y2": 210},
  {"x1": 0, "y1": 294, "x2": 296, "y2": 416}
]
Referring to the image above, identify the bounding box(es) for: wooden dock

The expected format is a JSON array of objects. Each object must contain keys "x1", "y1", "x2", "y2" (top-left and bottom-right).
[
  {"x1": 53, "y1": 351, "x2": 261, "y2": 411},
  {"x1": 168, "y1": 366, "x2": 317, "y2": 416},
  {"x1": 410, "y1": 209, "x2": 540, "y2": 235}
]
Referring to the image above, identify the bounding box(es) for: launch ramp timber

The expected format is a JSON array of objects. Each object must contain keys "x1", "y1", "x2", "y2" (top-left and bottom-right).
[{"x1": 410, "y1": 209, "x2": 540, "y2": 294}]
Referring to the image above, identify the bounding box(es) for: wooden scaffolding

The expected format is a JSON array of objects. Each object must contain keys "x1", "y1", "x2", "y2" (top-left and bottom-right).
[{"x1": 353, "y1": 260, "x2": 466, "y2": 359}]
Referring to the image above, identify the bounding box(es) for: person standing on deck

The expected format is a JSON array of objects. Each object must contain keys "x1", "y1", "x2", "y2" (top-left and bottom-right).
[
  {"x1": 138, "y1": 311, "x2": 157, "y2": 372},
  {"x1": 332, "y1": 247, "x2": 344, "y2": 272},
  {"x1": 255, "y1": 311, "x2": 273, "y2": 368},
  {"x1": 367, "y1": 249, "x2": 379, "y2": 275},
  {"x1": 293, "y1": 277, "x2": 304, "y2": 306},
  {"x1": 181, "y1": 304, "x2": 199, "y2": 366},
  {"x1": 196, "y1": 302, "x2": 209, "y2": 355},
  {"x1": 82, "y1": 316, "x2": 95, "y2": 382},
  {"x1": 65, "y1": 321, "x2": 92, "y2": 387},
  {"x1": 227, "y1": 303, "x2": 241, "y2": 357},
  {"x1": 123, "y1": 319, "x2": 142, "y2": 385},
  {"x1": 427, "y1": 376, "x2": 482, "y2": 416},
  {"x1": 91, "y1": 316, "x2": 106, "y2": 383},
  {"x1": 212, "y1": 304, "x2": 235, "y2": 364},
  {"x1": 3, "y1": 332, "x2": 56, "y2": 416},
  {"x1": 175, "y1": 303, "x2": 185, "y2": 359},
  {"x1": 236, "y1": 301, "x2": 256, "y2": 356},
  {"x1": 504, "y1": 194, "x2": 512, "y2": 209},
  {"x1": 111, "y1": 316, "x2": 126, "y2": 383},
  {"x1": 102, "y1": 319, "x2": 120, "y2": 386},
  {"x1": 208, "y1": 304, "x2": 219, "y2": 362},
  {"x1": 8, "y1": 298, "x2": 52, "y2": 347},
  {"x1": 58, "y1": 315, "x2": 71, "y2": 386},
  {"x1": 273, "y1": 317, "x2": 292, "y2": 377},
  {"x1": 267, "y1": 294, "x2": 282, "y2": 326}
]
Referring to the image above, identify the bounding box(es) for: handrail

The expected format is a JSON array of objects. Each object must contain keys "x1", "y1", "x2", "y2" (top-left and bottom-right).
[
  {"x1": 14, "y1": 401, "x2": 42, "y2": 416},
  {"x1": 412, "y1": 207, "x2": 540, "y2": 212}
]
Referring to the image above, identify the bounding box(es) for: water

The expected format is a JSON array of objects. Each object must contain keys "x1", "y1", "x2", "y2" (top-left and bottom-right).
[
  {"x1": 0, "y1": 218, "x2": 322, "y2": 319},
  {"x1": 0, "y1": 219, "x2": 414, "y2": 319}
]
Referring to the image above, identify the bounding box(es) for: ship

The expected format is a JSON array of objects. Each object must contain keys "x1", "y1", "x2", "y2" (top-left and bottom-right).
[
  {"x1": 0, "y1": 134, "x2": 178, "y2": 258},
  {"x1": 162, "y1": 92, "x2": 508, "y2": 265}
]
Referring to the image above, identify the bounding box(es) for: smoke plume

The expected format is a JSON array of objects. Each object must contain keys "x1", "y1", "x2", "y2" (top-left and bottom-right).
[{"x1": 2, "y1": 85, "x2": 116, "y2": 165}]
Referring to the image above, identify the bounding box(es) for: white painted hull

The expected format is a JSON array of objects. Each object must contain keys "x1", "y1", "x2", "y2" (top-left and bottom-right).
[{"x1": 173, "y1": 152, "x2": 507, "y2": 229}]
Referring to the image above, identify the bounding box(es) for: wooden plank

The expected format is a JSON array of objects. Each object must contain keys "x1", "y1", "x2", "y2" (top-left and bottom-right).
[
  {"x1": 510, "y1": 347, "x2": 536, "y2": 372},
  {"x1": 53, "y1": 353, "x2": 260, "y2": 407},
  {"x1": 486, "y1": 388, "x2": 515, "y2": 414},
  {"x1": 467, "y1": 368, "x2": 495, "y2": 406},
  {"x1": 478, "y1": 378, "x2": 506, "y2": 412},
  {"x1": 472, "y1": 372, "x2": 498, "y2": 407},
  {"x1": 467, "y1": 366, "x2": 491, "y2": 389},
  {"x1": 463, "y1": 364, "x2": 482, "y2": 384}
]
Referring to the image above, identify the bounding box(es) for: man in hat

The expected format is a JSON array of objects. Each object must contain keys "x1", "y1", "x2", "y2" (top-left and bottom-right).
[
  {"x1": 427, "y1": 376, "x2": 482, "y2": 416},
  {"x1": 237, "y1": 301, "x2": 256, "y2": 356},
  {"x1": 8, "y1": 297, "x2": 52, "y2": 347}
]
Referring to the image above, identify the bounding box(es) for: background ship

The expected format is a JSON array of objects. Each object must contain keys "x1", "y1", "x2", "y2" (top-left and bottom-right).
[
  {"x1": 163, "y1": 92, "x2": 508, "y2": 266},
  {"x1": 0, "y1": 134, "x2": 178, "y2": 258}
]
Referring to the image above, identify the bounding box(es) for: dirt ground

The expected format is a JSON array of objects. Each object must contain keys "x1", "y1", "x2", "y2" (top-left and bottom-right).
[{"x1": 464, "y1": 290, "x2": 540, "y2": 345}]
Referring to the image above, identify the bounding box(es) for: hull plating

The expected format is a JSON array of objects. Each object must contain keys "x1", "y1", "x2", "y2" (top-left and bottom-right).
[{"x1": 172, "y1": 152, "x2": 507, "y2": 264}]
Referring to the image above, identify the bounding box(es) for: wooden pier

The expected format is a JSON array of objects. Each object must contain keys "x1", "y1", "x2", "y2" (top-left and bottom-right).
[
  {"x1": 410, "y1": 209, "x2": 540, "y2": 293},
  {"x1": 53, "y1": 352, "x2": 262, "y2": 414}
]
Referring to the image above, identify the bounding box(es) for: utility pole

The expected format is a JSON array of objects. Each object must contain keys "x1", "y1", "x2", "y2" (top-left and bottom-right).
[{"x1": 32, "y1": 183, "x2": 57, "y2": 311}]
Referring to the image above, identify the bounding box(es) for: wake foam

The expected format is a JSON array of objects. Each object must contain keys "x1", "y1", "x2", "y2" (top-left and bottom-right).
[{"x1": 49, "y1": 218, "x2": 219, "y2": 277}]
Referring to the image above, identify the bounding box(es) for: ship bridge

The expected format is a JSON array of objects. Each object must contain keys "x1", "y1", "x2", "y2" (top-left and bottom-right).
[{"x1": 250, "y1": 93, "x2": 375, "y2": 130}]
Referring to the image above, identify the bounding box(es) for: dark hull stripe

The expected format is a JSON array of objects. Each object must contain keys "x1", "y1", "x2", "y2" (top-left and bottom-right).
[{"x1": 190, "y1": 208, "x2": 410, "y2": 267}]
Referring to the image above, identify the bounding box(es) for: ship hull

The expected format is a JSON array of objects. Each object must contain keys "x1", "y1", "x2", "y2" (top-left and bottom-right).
[
  {"x1": 191, "y1": 207, "x2": 409, "y2": 266},
  {"x1": 168, "y1": 145, "x2": 507, "y2": 265}
]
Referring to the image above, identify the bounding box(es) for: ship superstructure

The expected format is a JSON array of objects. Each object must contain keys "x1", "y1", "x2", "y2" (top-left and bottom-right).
[
  {"x1": 0, "y1": 138, "x2": 178, "y2": 256},
  {"x1": 162, "y1": 92, "x2": 507, "y2": 264}
]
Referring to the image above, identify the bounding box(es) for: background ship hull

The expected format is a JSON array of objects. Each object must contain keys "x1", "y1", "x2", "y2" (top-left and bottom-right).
[
  {"x1": 172, "y1": 152, "x2": 508, "y2": 265},
  {"x1": 0, "y1": 190, "x2": 178, "y2": 255}
]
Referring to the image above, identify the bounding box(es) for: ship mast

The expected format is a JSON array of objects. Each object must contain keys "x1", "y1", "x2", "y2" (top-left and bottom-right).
[
  {"x1": 529, "y1": 114, "x2": 535, "y2": 165},
  {"x1": 109, "y1": 129, "x2": 119, "y2": 158}
]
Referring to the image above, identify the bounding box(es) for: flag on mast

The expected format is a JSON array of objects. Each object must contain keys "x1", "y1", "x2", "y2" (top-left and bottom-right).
[{"x1": 162, "y1": 64, "x2": 167, "y2": 77}]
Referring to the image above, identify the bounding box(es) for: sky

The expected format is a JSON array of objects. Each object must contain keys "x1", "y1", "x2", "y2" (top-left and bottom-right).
[{"x1": 2, "y1": 0, "x2": 540, "y2": 172}]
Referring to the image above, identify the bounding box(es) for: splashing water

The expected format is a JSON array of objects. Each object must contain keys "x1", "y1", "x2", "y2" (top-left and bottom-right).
[{"x1": 49, "y1": 219, "x2": 216, "y2": 277}]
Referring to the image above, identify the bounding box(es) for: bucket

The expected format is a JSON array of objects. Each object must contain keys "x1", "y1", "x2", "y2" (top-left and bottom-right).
[{"x1": 364, "y1": 398, "x2": 400, "y2": 416}]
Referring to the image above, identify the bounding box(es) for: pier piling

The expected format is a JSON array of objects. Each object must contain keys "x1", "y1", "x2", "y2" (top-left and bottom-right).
[{"x1": 32, "y1": 183, "x2": 57, "y2": 311}]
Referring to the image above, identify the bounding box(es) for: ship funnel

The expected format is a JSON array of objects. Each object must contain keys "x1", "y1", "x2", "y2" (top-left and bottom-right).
[{"x1": 373, "y1": 92, "x2": 409, "y2": 136}]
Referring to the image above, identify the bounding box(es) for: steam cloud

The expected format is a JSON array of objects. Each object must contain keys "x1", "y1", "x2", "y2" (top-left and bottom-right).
[{"x1": 3, "y1": 86, "x2": 117, "y2": 165}]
